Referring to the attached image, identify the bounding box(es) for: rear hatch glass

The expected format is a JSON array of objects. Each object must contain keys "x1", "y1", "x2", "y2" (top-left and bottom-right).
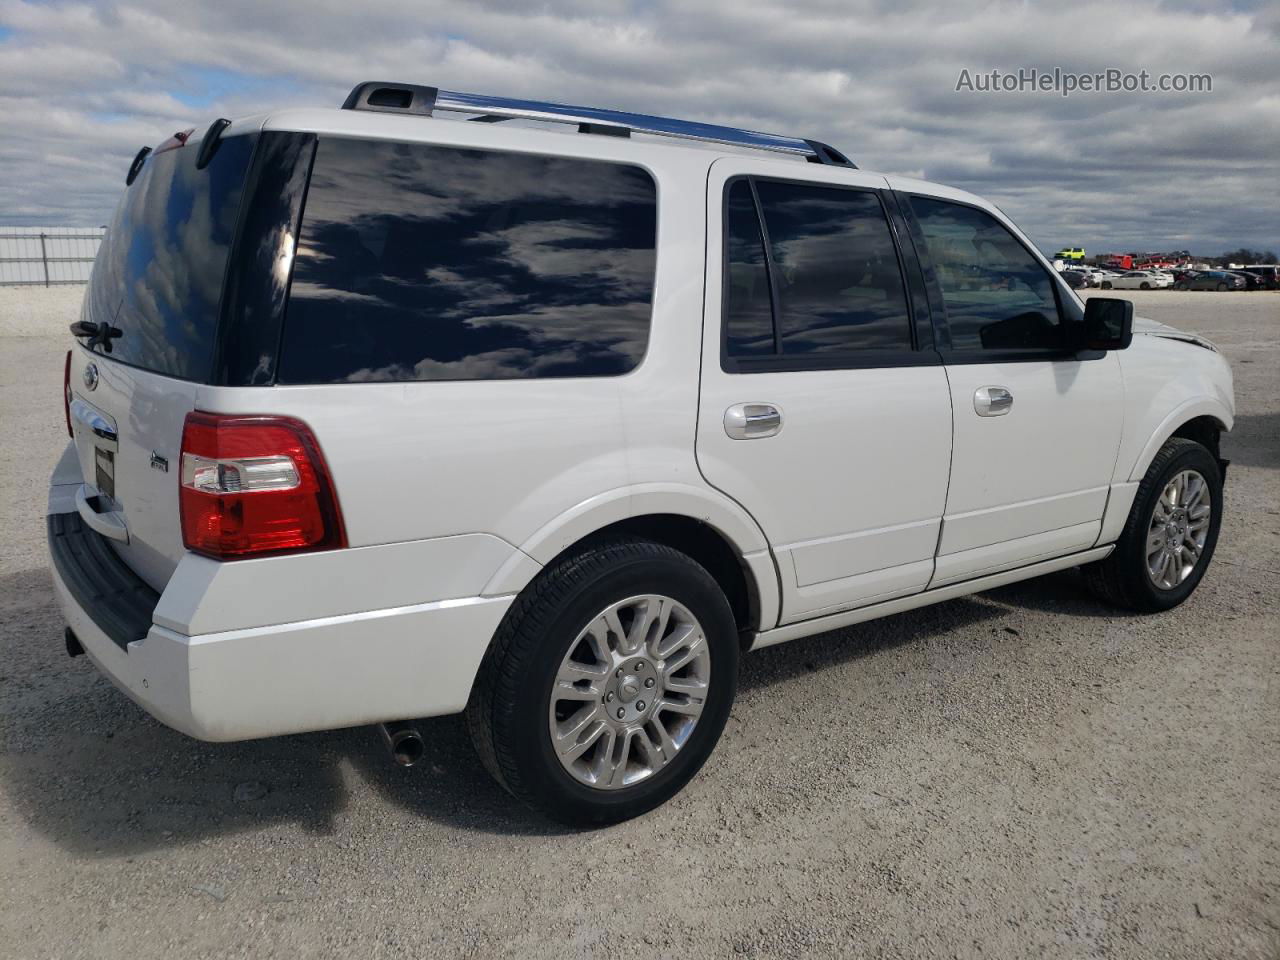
[
  {"x1": 83, "y1": 133, "x2": 255, "y2": 380},
  {"x1": 68, "y1": 132, "x2": 257, "y2": 590}
]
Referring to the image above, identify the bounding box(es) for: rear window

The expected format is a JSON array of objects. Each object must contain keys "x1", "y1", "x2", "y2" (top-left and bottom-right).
[
  {"x1": 82, "y1": 134, "x2": 256, "y2": 381},
  {"x1": 278, "y1": 138, "x2": 658, "y2": 384},
  {"x1": 754, "y1": 179, "x2": 912, "y2": 355},
  {"x1": 722, "y1": 177, "x2": 914, "y2": 369}
]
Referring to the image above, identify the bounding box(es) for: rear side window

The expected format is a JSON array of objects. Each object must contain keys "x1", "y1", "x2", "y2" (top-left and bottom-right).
[
  {"x1": 83, "y1": 134, "x2": 256, "y2": 381},
  {"x1": 279, "y1": 138, "x2": 658, "y2": 383},
  {"x1": 723, "y1": 178, "x2": 913, "y2": 368},
  {"x1": 908, "y1": 197, "x2": 1063, "y2": 352},
  {"x1": 723, "y1": 180, "x2": 775, "y2": 357}
]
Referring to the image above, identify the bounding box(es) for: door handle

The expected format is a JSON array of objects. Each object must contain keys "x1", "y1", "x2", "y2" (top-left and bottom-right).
[
  {"x1": 724, "y1": 403, "x2": 782, "y2": 439},
  {"x1": 974, "y1": 386, "x2": 1013, "y2": 417}
]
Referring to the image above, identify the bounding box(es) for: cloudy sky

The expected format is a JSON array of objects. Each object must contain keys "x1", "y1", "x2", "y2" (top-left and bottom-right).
[{"x1": 1, "y1": 0, "x2": 1276, "y2": 255}]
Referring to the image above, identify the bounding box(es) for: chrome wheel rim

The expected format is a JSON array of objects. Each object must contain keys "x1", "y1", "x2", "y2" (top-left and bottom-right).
[
  {"x1": 549, "y1": 594, "x2": 711, "y2": 791},
  {"x1": 1146, "y1": 469, "x2": 1212, "y2": 590}
]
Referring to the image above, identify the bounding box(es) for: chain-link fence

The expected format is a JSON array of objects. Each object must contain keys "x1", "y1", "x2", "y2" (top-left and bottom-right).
[{"x1": 0, "y1": 228, "x2": 104, "y2": 285}]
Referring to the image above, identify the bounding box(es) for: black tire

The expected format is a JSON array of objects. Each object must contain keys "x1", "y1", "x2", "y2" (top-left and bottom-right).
[
  {"x1": 1140, "y1": 281, "x2": 1151, "y2": 290},
  {"x1": 1216, "y1": 282, "x2": 1227, "y2": 291},
  {"x1": 1101, "y1": 281, "x2": 1112, "y2": 289},
  {"x1": 1175, "y1": 282, "x2": 1187, "y2": 290},
  {"x1": 1082, "y1": 437, "x2": 1223, "y2": 612},
  {"x1": 466, "y1": 539, "x2": 739, "y2": 826}
]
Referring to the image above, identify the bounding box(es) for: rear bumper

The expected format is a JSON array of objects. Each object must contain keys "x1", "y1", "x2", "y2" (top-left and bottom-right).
[
  {"x1": 47, "y1": 510, "x2": 513, "y2": 742},
  {"x1": 48, "y1": 512, "x2": 159, "y2": 651}
]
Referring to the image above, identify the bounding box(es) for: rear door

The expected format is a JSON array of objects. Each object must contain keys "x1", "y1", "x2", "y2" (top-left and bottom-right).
[
  {"x1": 894, "y1": 188, "x2": 1123, "y2": 585},
  {"x1": 696, "y1": 161, "x2": 952, "y2": 625},
  {"x1": 67, "y1": 129, "x2": 261, "y2": 591}
]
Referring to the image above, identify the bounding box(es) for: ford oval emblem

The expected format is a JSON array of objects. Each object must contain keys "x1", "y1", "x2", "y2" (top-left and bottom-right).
[{"x1": 83, "y1": 362, "x2": 99, "y2": 391}]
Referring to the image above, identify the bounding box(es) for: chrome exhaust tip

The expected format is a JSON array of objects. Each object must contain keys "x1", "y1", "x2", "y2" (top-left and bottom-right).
[{"x1": 378, "y1": 720, "x2": 425, "y2": 767}]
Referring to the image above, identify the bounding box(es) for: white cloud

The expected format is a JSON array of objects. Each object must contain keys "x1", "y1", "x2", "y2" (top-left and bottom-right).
[{"x1": 0, "y1": 0, "x2": 1276, "y2": 252}]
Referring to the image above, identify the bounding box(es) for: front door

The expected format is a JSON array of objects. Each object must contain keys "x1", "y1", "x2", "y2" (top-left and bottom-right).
[
  {"x1": 895, "y1": 189, "x2": 1124, "y2": 586},
  {"x1": 696, "y1": 161, "x2": 953, "y2": 625}
]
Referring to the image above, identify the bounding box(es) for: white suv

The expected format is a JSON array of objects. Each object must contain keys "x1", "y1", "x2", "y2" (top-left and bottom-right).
[{"x1": 49, "y1": 83, "x2": 1234, "y2": 824}]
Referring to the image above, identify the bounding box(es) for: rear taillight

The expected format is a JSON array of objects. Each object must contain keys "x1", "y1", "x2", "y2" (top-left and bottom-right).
[
  {"x1": 63, "y1": 350, "x2": 73, "y2": 438},
  {"x1": 179, "y1": 412, "x2": 346, "y2": 560}
]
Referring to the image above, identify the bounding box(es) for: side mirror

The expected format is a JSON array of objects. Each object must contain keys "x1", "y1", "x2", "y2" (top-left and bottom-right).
[{"x1": 1082, "y1": 297, "x2": 1133, "y2": 351}]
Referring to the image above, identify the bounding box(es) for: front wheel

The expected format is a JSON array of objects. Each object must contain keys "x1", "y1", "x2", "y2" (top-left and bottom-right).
[
  {"x1": 466, "y1": 539, "x2": 739, "y2": 825},
  {"x1": 1216, "y1": 282, "x2": 1227, "y2": 291},
  {"x1": 1083, "y1": 437, "x2": 1223, "y2": 612},
  {"x1": 1140, "y1": 281, "x2": 1151, "y2": 289}
]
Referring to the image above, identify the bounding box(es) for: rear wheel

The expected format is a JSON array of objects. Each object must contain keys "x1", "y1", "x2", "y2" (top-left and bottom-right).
[
  {"x1": 466, "y1": 539, "x2": 739, "y2": 825},
  {"x1": 1083, "y1": 438, "x2": 1222, "y2": 611},
  {"x1": 1101, "y1": 281, "x2": 1112, "y2": 289}
]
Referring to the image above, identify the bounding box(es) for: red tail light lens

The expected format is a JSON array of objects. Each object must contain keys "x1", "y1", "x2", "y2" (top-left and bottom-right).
[
  {"x1": 63, "y1": 350, "x2": 73, "y2": 438},
  {"x1": 179, "y1": 412, "x2": 346, "y2": 559}
]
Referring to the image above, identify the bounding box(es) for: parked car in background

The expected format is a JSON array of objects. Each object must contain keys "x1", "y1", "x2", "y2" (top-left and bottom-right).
[
  {"x1": 1102, "y1": 271, "x2": 1172, "y2": 290},
  {"x1": 47, "y1": 81, "x2": 1236, "y2": 824},
  {"x1": 1243, "y1": 265, "x2": 1279, "y2": 289},
  {"x1": 1181, "y1": 271, "x2": 1247, "y2": 291},
  {"x1": 1231, "y1": 271, "x2": 1269, "y2": 291},
  {"x1": 1062, "y1": 269, "x2": 1093, "y2": 289},
  {"x1": 1056, "y1": 246, "x2": 1086, "y2": 260},
  {"x1": 1172, "y1": 270, "x2": 1199, "y2": 289}
]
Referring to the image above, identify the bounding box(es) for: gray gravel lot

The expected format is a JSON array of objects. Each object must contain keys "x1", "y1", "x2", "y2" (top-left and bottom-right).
[{"x1": 0, "y1": 286, "x2": 1277, "y2": 959}]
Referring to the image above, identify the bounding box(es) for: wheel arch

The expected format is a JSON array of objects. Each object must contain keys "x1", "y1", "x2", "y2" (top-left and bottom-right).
[
  {"x1": 483, "y1": 484, "x2": 781, "y2": 641},
  {"x1": 1127, "y1": 399, "x2": 1232, "y2": 483}
]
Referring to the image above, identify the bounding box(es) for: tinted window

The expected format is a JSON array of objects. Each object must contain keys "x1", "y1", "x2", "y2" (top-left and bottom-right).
[
  {"x1": 82, "y1": 134, "x2": 256, "y2": 380},
  {"x1": 279, "y1": 138, "x2": 657, "y2": 383},
  {"x1": 754, "y1": 180, "x2": 912, "y2": 355},
  {"x1": 909, "y1": 197, "x2": 1062, "y2": 351},
  {"x1": 723, "y1": 179, "x2": 775, "y2": 357},
  {"x1": 215, "y1": 132, "x2": 315, "y2": 386}
]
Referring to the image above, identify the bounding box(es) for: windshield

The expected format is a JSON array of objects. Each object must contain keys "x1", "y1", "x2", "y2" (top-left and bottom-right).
[{"x1": 80, "y1": 133, "x2": 257, "y2": 381}]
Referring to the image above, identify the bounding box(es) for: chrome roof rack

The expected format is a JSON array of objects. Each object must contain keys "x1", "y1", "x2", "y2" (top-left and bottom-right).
[{"x1": 340, "y1": 82, "x2": 855, "y2": 167}]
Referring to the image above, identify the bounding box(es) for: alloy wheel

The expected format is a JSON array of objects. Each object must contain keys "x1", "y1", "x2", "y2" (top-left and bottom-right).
[
  {"x1": 1146, "y1": 469, "x2": 1212, "y2": 590},
  {"x1": 548, "y1": 594, "x2": 711, "y2": 790}
]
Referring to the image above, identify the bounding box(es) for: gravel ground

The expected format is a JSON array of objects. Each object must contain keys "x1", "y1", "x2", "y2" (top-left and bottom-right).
[{"x1": 0, "y1": 286, "x2": 1277, "y2": 959}]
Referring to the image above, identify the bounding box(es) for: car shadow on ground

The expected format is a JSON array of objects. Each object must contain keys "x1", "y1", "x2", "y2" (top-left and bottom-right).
[
  {"x1": 977, "y1": 567, "x2": 1128, "y2": 620},
  {"x1": 0, "y1": 564, "x2": 1122, "y2": 853},
  {"x1": 0, "y1": 565, "x2": 576, "y2": 850},
  {"x1": 0, "y1": 566, "x2": 358, "y2": 856},
  {"x1": 737, "y1": 591, "x2": 1009, "y2": 693}
]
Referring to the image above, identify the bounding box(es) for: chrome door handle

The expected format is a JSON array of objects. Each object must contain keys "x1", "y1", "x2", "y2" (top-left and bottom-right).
[
  {"x1": 974, "y1": 386, "x2": 1013, "y2": 417},
  {"x1": 724, "y1": 403, "x2": 782, "y2": 439}
]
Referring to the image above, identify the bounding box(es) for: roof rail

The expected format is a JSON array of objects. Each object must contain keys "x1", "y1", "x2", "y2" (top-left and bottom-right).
[{"x1": 340, "y1": 82, "x2": 855, "y2": 167}]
